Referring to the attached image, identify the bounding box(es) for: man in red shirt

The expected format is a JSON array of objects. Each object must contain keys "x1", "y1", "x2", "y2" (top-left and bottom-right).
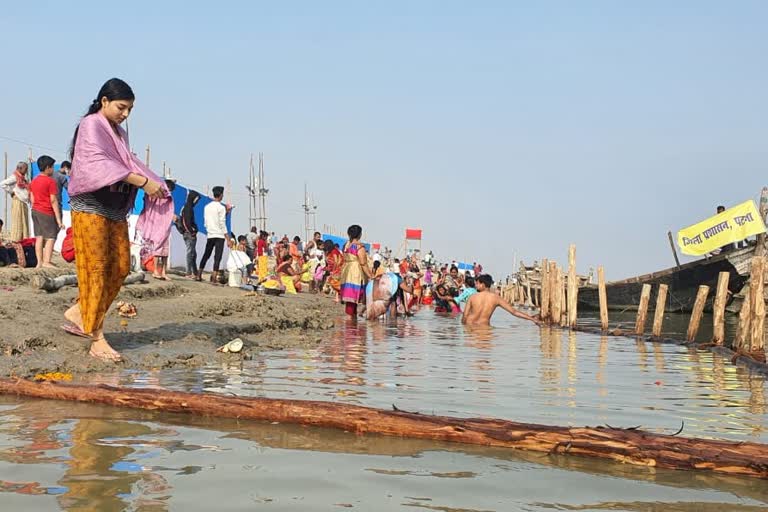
[{"x1": 29, "y1": 155, "x2": 63, "y2": 268}]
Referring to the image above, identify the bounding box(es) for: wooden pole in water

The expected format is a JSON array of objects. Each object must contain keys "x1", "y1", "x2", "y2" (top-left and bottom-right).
[
  {"x1": 735, "y1": 284, "x2": 752, "y2": 351},
  {"x1": 541, "y1": 259, "x2": 550, "y2": 322},
  {"x1": 567, "y1": 244, "x2": 578, "y2": 328},
  {"x1": 651, "y1": 284, "x2": 668, "y2": 338},
  {"x1": 524, "y1": 277, "x2": 532, "y2": 307},
  {"x1": 712, "y1": 272, "x2": 730, "y2": 345},
  {"x1": 597, "y1": 266, "x2": 608, "y2": 332},
  {"x1": 548, "y1": 261, "x2": 557, "y2": 324},
  {"x1": 667, "y1": 231, "x2": 681, "y2": 268},
  {"x1": 551, "y1": 265, "x2": 562, "y2": 327},
  {"x1": 635, "y1": 284, "x2": 652, "y2": 336},
  {"x1": 749, "y1": 256, "x2": 766, "y2": 359},
  {"x1": 686, "y1": 285, "x2": 710, "y2": 343},
  {"x1": 559, "y1": 267, "x2": 567, "y2": 326}
]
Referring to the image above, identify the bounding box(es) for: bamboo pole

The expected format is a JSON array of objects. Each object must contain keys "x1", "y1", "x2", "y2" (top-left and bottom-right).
[
  {"x1": 667, "y1": 231, "x2": 681, "y2": 268},
  {"x1": 749, "y1": 256, "x2": 766, "y2": 356},
  {"x1": 651, "y1": 284, "x2": 668, "y2": 338},
  {"x1": 735, "y1": 285, "x2": 752, "y2": 351},
  {"x1": 597, "y1": 266, "x2": 608, "y2": 331},
  {"x1": 634, "y1": 284, "x2": 652, "y2": 336},
  {"x1": 541, "y1": 259, "x2": 550, "y2": 321},
  {"x1": 2, "y1": 379, "x2": 768, "y2": 480},
  {"x1": 686, "y1": 285, "x2": 710, "y2": 343},
  {"x1": 567, "y1": 244, "x2": 578, "y2": 328},
  {"x1": 712, "y1": 272, "x2": 730, "y2": 345},
  {"x1": 551, "y1": 264, "x2": 562, "y2": 327}
]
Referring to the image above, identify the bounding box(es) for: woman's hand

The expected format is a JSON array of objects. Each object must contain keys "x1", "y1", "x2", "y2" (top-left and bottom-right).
[{"x1": 142, "y1": 179, "x2": 165, "y2": 199}]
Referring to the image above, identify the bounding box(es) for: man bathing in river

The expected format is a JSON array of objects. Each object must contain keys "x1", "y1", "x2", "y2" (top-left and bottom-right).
[{"x1": 462, "y1": 274, "x2": 540, "y2": 326}]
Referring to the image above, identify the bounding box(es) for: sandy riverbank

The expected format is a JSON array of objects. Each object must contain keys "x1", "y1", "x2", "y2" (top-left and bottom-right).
[{"x1": 0, "y1": 263, "x2": 339, "y2": 377}]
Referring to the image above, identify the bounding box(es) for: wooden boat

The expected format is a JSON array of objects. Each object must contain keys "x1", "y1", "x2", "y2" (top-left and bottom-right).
[{"x1": 577, "y1": 244, "x2": 756, "y2": 314}]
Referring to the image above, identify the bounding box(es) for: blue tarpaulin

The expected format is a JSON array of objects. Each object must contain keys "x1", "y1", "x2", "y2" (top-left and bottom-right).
[{"x1": 321, "y1": 233, "x2": 371, "y2": 252}]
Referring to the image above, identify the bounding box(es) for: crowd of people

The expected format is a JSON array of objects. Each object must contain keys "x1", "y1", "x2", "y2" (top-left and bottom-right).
[
  {"x1": 183, "y1": 215, "x2": 538, "y2": 329},
  {"x1": 0, "y1": 77, "x2": 537, "y2": 363}
]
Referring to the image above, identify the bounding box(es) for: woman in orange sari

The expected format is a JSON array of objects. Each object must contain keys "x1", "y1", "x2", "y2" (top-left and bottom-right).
[{"x1": 322, "y1": 239, "x2": 343, "y2": 297}]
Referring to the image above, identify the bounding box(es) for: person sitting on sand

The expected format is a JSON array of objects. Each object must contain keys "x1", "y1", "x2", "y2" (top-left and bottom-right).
[
  {"x1": 462, "y1": 274, "x2": 540, "y2": 326},
  {"x1": 276, "y1": 254, "x2": 300, "y2": 294}
]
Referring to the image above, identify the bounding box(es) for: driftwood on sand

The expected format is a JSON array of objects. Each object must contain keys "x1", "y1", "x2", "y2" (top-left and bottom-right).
[
  {"x1": 1, "y1": 378, "x2": 767, "y2": 480},
  {"x1": 31, "y1": 272, "x2": 146, "y2": 292}
]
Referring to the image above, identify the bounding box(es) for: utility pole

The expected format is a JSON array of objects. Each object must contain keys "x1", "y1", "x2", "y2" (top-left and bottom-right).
[
  {"x1": 145, "y1": 145, "x2": 150, "y2": 168},
  {"x1": 301, "y1": 183, "x2": 318, "y2": 244},
  {"x1": 256, "y1": 152, "x2": 269, "y2": 232},
  {"x1": 246, "y1": 154, "x2": 256, "y2": 228}
]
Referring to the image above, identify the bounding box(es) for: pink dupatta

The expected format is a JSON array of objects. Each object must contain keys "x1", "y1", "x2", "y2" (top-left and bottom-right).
[{"x1": 69, "y1": 113, "x2": 173, "y2": 252}]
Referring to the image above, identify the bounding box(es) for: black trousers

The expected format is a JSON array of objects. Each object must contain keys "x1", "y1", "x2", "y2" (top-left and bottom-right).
[{"x1": 199, "y1": 238, "x2": 225, "y2": 272}]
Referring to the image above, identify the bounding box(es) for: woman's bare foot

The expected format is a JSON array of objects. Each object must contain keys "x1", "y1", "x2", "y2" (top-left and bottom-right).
[
  {"x1": 64, "y1": 303, "x2": 84, "y2": 331},
  {"x1": 89, "y1": 337, "x2": 122, "y2": 362},
  {"x1": 42, "y1": 263, "x2": 57, "y2": 269}
]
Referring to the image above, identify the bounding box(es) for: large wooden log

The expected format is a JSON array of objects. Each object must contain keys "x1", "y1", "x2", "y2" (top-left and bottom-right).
[
  {"x1": 31, "y1": 272, "x2": 146, "y2": 292},
  {"x1": 1, "y1": 378, "x2": 767, "y2": 479}
]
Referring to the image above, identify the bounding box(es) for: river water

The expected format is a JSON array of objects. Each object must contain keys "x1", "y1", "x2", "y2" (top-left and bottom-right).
[{"x1": 0, "y1": 309, "x2": 767, "y2": 511}]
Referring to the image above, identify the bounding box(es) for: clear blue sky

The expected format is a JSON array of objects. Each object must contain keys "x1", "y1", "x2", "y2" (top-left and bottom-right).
[{"x1": 1, "y1": 1, "x2": 766, "y2": 279}]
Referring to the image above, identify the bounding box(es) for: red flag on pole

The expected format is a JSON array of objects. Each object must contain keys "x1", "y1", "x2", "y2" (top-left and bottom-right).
[{"x1": 405, "y1": 229, "x2": 422, "y2": 240}]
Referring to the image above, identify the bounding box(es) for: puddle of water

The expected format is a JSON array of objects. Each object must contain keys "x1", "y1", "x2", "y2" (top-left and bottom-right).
[{"x1": 1, "y1": 311, "x2": 767, "y2": 510}]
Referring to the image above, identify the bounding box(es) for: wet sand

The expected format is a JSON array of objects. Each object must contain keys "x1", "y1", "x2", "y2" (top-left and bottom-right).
[{"x1": 0, "y1": 263, "x2": 338, "y2": 377}]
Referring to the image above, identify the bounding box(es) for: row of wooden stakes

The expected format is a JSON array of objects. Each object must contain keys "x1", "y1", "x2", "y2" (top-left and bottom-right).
[
  {"x1": 503, "y1": 244, "x2": 580, "y2": 327},
  {"x1": 504, "y1": 248, "x2": 766, "y2": 357}
]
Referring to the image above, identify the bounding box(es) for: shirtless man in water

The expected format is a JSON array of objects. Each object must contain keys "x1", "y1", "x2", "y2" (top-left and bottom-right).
[{"x1": 462, "y1": 274, "x2": 540, "y2": 326}]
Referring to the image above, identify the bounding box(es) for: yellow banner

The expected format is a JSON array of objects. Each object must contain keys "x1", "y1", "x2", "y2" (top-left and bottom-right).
[{"x1": 677, "y1": 200, "x2": 766, "y2": 256}]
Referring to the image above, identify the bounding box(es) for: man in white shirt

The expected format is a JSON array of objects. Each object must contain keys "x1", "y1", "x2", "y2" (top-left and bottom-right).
[{"x1": 196, "y1": 186, "x2": 231, "y2": 283}]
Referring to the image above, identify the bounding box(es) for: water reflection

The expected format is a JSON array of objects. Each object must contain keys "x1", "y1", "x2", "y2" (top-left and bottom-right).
[
  {"x1": 0, "y1": 398, "x2": 766, "y2": 510},
  {"x1": 2, "y1": 311, "x2": 766, "y2": 510},
  {"x1": 0, "y1": 401, "x2": 176, "y2": 510},
  {"x1": 56, "y1": 419, "x2": 170, "y2": 511}
]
